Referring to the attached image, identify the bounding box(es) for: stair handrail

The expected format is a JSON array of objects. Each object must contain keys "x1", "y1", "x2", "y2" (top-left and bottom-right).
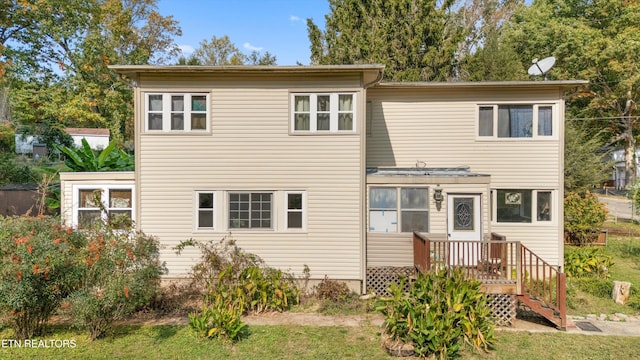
[{"x1": 519, "y1": 243, "x2": 567, "y2": 329}]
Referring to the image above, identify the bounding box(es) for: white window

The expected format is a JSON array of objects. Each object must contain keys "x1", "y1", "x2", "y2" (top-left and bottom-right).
[
  {"x1": 145, "y1": 93, "x2": 209, "y2": 132},
  {"x1": 196, "y1": 192, "x2": 215, "y2": 230},
  {"x1": 285, "y1": 192, "x2": 305, "y2": 230},
  {"x1": 73, "y1": 186, "x2": 134, "y2": 228},
  {"x1": 478, "y1": 104, "x2": 554, "y2": 139},
  {"x1": 291, "y1": 93, "x2": 355, "y2": 133},
  {"x1": 229, "y1": 192, "x2": 272, "y2": 229},
  {"x1": 494, "y1": 189, "x2": 553, "y2": 223},
  {"x1": 369, "y1": 187, "x2": 429, "y2": 233}
]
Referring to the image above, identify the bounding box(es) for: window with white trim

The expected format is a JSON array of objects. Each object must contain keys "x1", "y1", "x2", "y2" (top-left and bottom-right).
[
  {"x1": 73, "y1": 186, "x2": 134, "y2": 228},
  {"x1": 285, "y1": 192, "x2": 305, "y2": 230},
  {"x1": 369, "y1": 187, "x2": 429, "y2": 233},
  {"x1": 196, "y1": 192, "x2": 215, "y2": 229},
  {"x1": 229, "y1": 192, "x2": 272, "y2": 229},
  {"x1": 145, "y1": 93, "x2": 209, "y2": 132},
  {"x1": 478, "y1": 104, "x2": 554, "y2": 139},
  {"x1": 495, "y1": 189, "x2": 553, "y2": 223},
  {"x1": 291, "y1": 93, "x2": 355, "y2": 133}
]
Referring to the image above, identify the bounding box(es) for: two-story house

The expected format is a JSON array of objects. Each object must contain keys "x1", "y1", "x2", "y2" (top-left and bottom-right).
[{"x1": 60, "y1": 65, "x2": 585, "y2": 327}]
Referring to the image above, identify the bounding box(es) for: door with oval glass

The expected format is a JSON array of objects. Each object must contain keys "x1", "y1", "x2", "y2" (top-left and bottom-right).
[{"x1": 447, "y1": 194, "x2": 482, "y2": 266}]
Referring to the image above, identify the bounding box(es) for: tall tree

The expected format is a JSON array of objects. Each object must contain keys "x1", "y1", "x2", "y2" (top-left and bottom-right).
[
  {"x1": 454, "y1": 0, "x2": 525, "y2": 80},
  {"x1": 307, "y1": 0, "x2": 463, "y2": 81},
  {"x1": 189, "y1": 35, "x2": 277, "y2": 66},
  {"x1": 500, "y1": 0, "x2": 640, "y2": 188},
  {"x1": 2, "y1": 0, "x2": 182, "y2": 142}
]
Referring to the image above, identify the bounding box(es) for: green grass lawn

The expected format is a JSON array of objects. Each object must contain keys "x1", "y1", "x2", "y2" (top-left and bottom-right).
[
  {"x1": 1, "y1": 325, "x2": 639, "y2": 360},
  {"x1": 566, "y1": 223, "x2": 640, "y2": 316}
]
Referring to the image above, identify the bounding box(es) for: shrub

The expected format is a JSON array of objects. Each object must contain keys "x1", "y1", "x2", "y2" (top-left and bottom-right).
[
  {"x1": 0, "y1": 153, "x2": 40, "y2": 186},
  {"x1": 66, "y1": 224, "x2": 165, "y2": 340},
  {"x1": 564, "y1": 246, "x2": 613, "y2": 278},
  {"x1": 0, "y1": 122, "x2": 15, "y2": 152},
  {"x1": 176, "y1": 236, "x2": 300, "y2": 341},
  {"x1": 315, "y1": 276, "x2": 351, "y2": 302},
  {"x1": 0, "y1": 215, "x2": 86, "y2": 339},
  {"x1": 375, "y1": 268, "x2": 495, "y2": 359},
  {"x1": 564, "y1": 191, "x2": 607, "y2": 245}
]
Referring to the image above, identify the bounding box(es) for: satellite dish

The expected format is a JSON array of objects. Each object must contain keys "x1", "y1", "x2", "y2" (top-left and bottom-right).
[{"x1": 528, "y1": 56, "x2": 556, "y2": 79}]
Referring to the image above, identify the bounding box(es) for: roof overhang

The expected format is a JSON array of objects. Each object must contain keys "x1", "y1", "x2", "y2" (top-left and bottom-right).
[
  {"x1": 375, "y1": 80, "x2": 588, "y2": 91},
  {"x1": 109, "y1": 64, "x2": 386, "y2": 87},
  {"x1": 367, "y1": 167, "x2": 491, "y2": 185}
]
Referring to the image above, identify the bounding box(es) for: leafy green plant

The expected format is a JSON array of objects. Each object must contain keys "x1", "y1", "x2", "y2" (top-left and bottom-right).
[
  {"x1": 564, "y1": 246, "x2": 613, "y2": 278},
  {"x1": 176, "y1": 236, "x2": 300, "y2": 341},
  {"x1": 0, "y1": 153, "x2": 41, "y2": 186},
  {"x1": 55, "y1": 138, "x2": 133, "y2": 172},
  {"x1": 0, "y1": 215, "x2": 87, "y2": 339},
  {"x1": 375, "y1": 268, "x2": 495, "y2": 359},
  {"x1": 564, "y1": 191, "x2": 607, "y2": 245},
  {"x1": 66, "y1": 223, "x2": 165, "y2": 340},
  {"x1": 0, "y1": 122, "x2": 15, "y2": 152}
]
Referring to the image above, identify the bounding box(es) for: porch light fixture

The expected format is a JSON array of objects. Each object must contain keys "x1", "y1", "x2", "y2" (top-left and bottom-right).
[{"x1": 433, "y1": 187, "x2": 443, "y2": 211}]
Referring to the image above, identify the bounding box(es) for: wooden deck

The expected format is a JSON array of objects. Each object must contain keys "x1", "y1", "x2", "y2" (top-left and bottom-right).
[{"x1": 413, "y1": 232, "x2": 568, "y2": 329}]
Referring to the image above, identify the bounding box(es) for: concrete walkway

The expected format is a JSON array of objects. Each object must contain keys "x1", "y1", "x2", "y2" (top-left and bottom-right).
[{"x1": 136, "y1": 312, "x2": 640, "y2": 336}]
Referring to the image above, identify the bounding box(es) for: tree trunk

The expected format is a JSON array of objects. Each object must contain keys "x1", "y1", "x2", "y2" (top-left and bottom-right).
[{"x1": 624, "y1": 133, "x2": 636, "y2": 190}]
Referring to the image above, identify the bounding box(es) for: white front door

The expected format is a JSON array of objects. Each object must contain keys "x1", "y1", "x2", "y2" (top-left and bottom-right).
[
  {"x1": 447, "y1": 194, "x2": 482, "y2": 241},
  {"x1": 447, "y1": 194, "x2": 482, "y2": 266}
]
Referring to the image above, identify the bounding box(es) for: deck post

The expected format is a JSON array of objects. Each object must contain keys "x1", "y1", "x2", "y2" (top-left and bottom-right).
[
  {"x1": 557, "y1": 272, "x2": 567, "y2": 329},
  {"x1": 516, "y1": 242, "x2": 523, "y2": 294}
]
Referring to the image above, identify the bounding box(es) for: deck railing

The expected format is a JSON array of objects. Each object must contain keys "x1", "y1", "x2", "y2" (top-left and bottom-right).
[
  {"x1": 519, "y1": 243, "x2": 567, "y2": 326},
  {"x1": 413, "y1": 232, "x2": 519, "y2": 284},
  {"x1": 413, "y1": 232, "x2": 566, "y2": 328}
]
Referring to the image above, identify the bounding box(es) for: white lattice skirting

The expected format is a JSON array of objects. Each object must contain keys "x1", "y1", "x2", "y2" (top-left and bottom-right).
[{"x1": 366, "y1": 267, "x2": 516, "y2": 327}]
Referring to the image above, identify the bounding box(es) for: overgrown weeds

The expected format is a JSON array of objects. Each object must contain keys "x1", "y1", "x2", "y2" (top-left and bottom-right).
[{"x1": 175, "y1": 236, "x2": 300, "y2": 342}]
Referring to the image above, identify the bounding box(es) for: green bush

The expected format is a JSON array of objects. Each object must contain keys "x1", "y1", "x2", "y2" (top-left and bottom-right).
[
  {"x1": 66, "y1": 224, "x2": 164, "y2": 340},
  {"x1": 176, "y1": 236, "x2": 300, "y2": 341},
  {"x1": 0, "y1": 215, "x2": 86, "y2": 339},
  {"x1": 564, "y1": 191, "x2": 607, "y2": 245},
  {"x1": 375, "y1": 268, "x2": 495, "y2": 359},
  {"x1": 0, "y1": 123, "x2": 15, "y2": 152},
  {"x1": 0, "y1": 153, "x2": 40, "y2": 186},
  {"x1": 564, "y1": 246, "x2": 613, "y2": 278}
]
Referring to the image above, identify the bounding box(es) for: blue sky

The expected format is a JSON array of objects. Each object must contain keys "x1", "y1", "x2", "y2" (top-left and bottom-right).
[{"x1": 156, "y1": 0, "x2": 330, "y2": 65}]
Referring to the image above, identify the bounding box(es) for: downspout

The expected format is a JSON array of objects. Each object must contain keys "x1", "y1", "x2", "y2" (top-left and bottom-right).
[{"x1": 361, "y1": 67, "x2": 383, "y2": 293}]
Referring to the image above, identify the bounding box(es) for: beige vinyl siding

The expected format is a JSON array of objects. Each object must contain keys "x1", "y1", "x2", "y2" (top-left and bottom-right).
[
  {"x1": 367, "y1": 87, "x2": 564, "y2": 267},
  {"x1": 367, "y1": 183, "x2": 490, "y2": 267},
  {"x1": 136, "y1": 74, "x2": 366, "y2": 281},
  {"x1": 59, "y1": 172, "x2": 135, "y2": 227}
]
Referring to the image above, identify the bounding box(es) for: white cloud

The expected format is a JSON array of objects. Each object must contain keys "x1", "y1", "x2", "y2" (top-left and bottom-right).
[
  {"x1": 243, "y1": 42, "x2": 263, "y2": 51},
  {"x1": 290, "y1": 15, "x2": 301, "y2": 22},
  {"x1": 178, "y1": 45, "x2": 195, "y2": 55}
]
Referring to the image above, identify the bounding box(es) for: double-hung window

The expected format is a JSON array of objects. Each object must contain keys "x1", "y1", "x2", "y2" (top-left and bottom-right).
[
  {"x1": 369, "y1": 187, "x2": 429, "y2": 233},
  {"x1": 197, "y1": 192, "x2": 215, "y2": 229},
  {"x1": 285, "y1": 192, "x2": 305, "y2": 230},
  {"x1": 478, "y1": 104, "x2": 554, "y2": 139},
  {"x1": 495, "y1": 189, "x2": 553, "y2": 223},
  {"x1": 146, "y1": 93, "x2": 209, "y2": 132},
  {"x1": 229, "y1": 192, "x2": 272, "y2": 229},
  {"x1": 292, "y1": 93, "x2": 355, "y2": 133}
]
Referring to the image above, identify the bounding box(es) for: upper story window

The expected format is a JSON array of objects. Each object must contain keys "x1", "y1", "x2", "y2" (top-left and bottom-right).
[
  {"x1": 478, "y1": 104, "x2": 554, "y2": 139},
  {"x1": 146, "y1": 93, "x2": 209, "y2": 132},
  {"x1": 291, "y1": 93, "x2": 355, "y2": 133}
]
